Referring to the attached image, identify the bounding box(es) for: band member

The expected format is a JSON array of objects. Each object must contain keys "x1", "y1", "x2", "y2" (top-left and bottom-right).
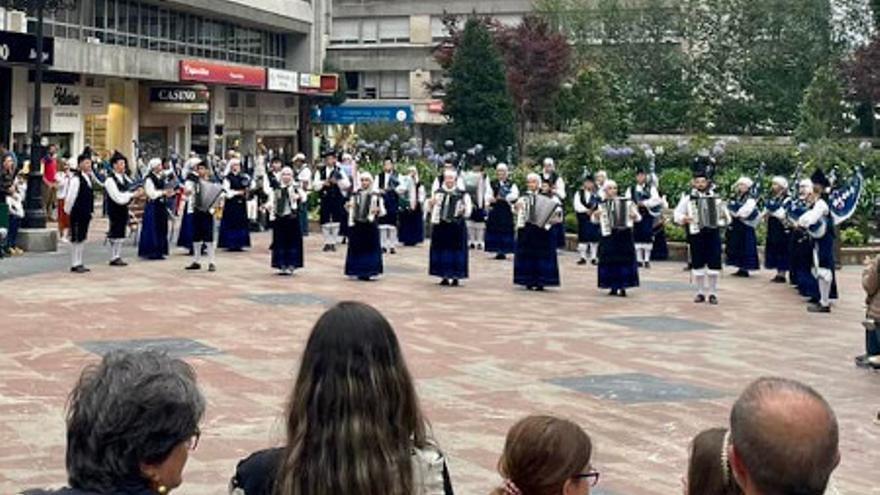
[
  {"x1": 64, "y1": 152, "x2": 95, "y2": 273},
  {"x1": 595, "y1": 170, "x2": 609, "y2": 200},
  {"x1": 799, "y1": 169, "x2": 838, "y2": 313},
  {"x1": 789, "y1": 180, "x2": 820, "y2": 301},
  {"x1": 593, "y1": 180, "x2": 641, "y2": 297},
  {"x1": 764, "y1": 176, "x2": 792, "y2": 283},
  {"x1": 574, "y1": 175, "x2": 601, "y2": 265},
  {"x1": 218, "y1": 159, "x2": 252, "y2": 251},
  {"x1": 138, "y1": 158, "x2": 174, "y2": 260},
  {"x1": 185, "y1": 161, "x2": 219, "y2": 272},
  {"x1": 513, "y1": 173, "x2": 562, "y2": 291},
  {"x1": 313, "y1": 150, "x2": 350, "y2": 252},
  {"x1": 626, "y1": 167, "x2": 662, "y2": 268},
  {"x1": 652, "y1": 204, "x2": 670, "y2": 261},
  {"x1": 430, "y1": 161, "x2": 466, "y2": 192},
  {"x1": 337, "y1": 153, "x2": 358, "y2": 244},
  {"x1": 267, "y1": 167, "x2": 305, "y2": 276},
  {"x1": 104, "y1": 151, "x2": 141, "y2": 267},
  {"x1": 293, "y1": 153, "x2": 311, "y2": 237},
  {"x1": 725, "y1": 176, "x2": 760, "y2": 277},
  {"x1": 541, "y1": 158, "x2": 567, "y2": 248},
  {"x1": 397, "y1": 166, "x2": 426, "y2": 247},
  {"x1": 485, "y1": 163, "x2": 519, "y2": 260},
  {"x1": 346, "y1": 172, "x2": 385, "y2": 281},
  {"x1": 674, "y1": 166, "x2": 727, "y2": 305},
  {"x1": 428, "y1": 169, "x2": 472, "y2": 286},
  {"x1": 375, "y1": 157, "x2": 400, "y2": 254},
  {"x1": 175, "y1": 157, "x2": 201, "y2": 254},
  {"x1": 465, "y1": 162, "x2": 490, "y2": 250}
]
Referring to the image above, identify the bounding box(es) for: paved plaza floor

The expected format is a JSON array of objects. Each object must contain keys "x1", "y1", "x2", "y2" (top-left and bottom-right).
[{"x1": 1, "y1": 220, "x2": 878, "y2": 495}]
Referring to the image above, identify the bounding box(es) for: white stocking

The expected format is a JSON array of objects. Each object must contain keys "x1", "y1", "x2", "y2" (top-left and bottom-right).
[
  {"x1": 322, "y1": 224, "x2": 333, "y2": 246},
  {"x1": 707, "y1": 271, "x2": 719, "y2": 296},
  {"x1": 693, "y1": 269, "x2": 706, "y2": 296},
  {"x1": 206, "y1": 242, "x2": 216, "y2": 264},
  {"x1": 72, "y1": 242, "x2": 83, "y2": 267},
  {"x1": 577, "y1": 243, "x2": 587, "y2": 260},
  {"x1": 589, "y1": 243, "x2": 599, "y2": 261},
  {"x1": 390, "y1": 226, "x2": 399, "y2": 249},
  {"x1": 818, "y1": 278, "x2": 832, "y2": 307},
  {"x1": 193, "y1": 243, "x2": 202, "y2": 264},
  {"x1": 475, "y1": 223, "x2": 485, "y2": 247}
]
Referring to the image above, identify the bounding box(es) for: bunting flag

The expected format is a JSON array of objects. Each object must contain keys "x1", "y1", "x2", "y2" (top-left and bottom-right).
[{"x1": 829, "y1": 167, "x2": 864, "y2": 226}]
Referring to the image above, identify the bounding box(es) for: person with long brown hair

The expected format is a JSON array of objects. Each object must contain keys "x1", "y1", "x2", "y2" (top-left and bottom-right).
[
  {"x1": 229, "y1": 301, "x2": 453, "y2": 495},
  {"x1": 491, "y1": 415, "x2": 597, "y2": 495},
  {"x1": 683, "y1": 428, "x2": 742, "y2": 495}
]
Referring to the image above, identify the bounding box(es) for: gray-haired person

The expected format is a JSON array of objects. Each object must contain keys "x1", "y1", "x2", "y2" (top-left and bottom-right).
[
  {"x1": 23, "y1": 350, "x2": 205, "y2": 495},
  {"x1": 728, "y1": 377, "x2": 839, "y2": 495}
]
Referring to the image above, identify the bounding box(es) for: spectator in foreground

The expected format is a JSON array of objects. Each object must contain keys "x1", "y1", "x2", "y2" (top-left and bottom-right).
[
  {"x1": 491, "y1": 415, "x2": 597, "y2": 495},
  {"x1": 856, "y1": 255, "x2": 880, "y2": 369},
  {"x1": 24, "y1": 350, "x2": 205, "y2": 495},
  {"x1": 684, "y1": 427, "x2": 742, "y2": 495},
  {"x1": 729, "y1": 377, "x2": 839, "y2": 495},
  {"x1": 230, "y1": 301, "x2": 453, "y2": 495}
]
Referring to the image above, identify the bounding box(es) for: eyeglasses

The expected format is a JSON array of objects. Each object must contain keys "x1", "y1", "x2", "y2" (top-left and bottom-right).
[
  {"x1": 573, "y1": 470, "x2": 600, "y2": 487},
  {"x1": 186, "y1": 427, "x2": 201, "y2": 451}
]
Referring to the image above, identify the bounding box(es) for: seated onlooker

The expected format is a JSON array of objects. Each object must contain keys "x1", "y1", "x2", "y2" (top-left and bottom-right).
[
  {"x1": 230, "y1": 301, "x2": 453, "y2": 495},
  {"x1": 729, "y1": 377, "x2": 839, "y2": 495},
  {"x1": 684, "y1": 428, "x2": 742, "y2": 495},
  {"x1": 23, "y1": 350, "x2": 205, "y2": 495},
  {"x1": 491, "y1": 415, "x2": 597, "y2": 495},
  {"x1": 856, "y1": 255, "x2": 880, "y2": 369}
]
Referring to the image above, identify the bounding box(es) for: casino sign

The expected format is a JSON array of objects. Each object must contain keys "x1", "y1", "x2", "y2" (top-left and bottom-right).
[{"x1": 149, "y1": 86, "x2": 210, "y2": 113}]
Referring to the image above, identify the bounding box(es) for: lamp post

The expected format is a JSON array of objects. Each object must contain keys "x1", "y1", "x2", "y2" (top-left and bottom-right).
[{"x1": 22, "y1": 0, "x2": 45, "y2": 228}]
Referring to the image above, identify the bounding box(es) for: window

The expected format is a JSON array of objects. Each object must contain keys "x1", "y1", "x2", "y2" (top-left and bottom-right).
[
  {"x1": 229, "y1": 91, "x2": 240, "y2": 108},
  {"x1": 331, "y1": 19, "x2": 359, "y2": 44},
  {"x1": 362, "y1": 19, "x2": 378, "y2": 44},
  {"x1": 245, "y1": 93, "x2": 257, "y2": 108},
  {"x1": 431, "y1": 16, "x2": 447, "y2": 41},
  {"x1": 362, "y1": 72, "x2": 378, "y2": 99},
  {"x1": 378, "y1": 17, "x2": 409, "y2": 43},
  {"x1": 345, "y1": 72, "x2": 360, "y2": 99}
]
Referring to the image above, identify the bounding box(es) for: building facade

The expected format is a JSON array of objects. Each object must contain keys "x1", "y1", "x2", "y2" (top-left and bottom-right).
[
  {"x1": 324, "y1": 0, "x2": 532, "y2": 131},
  {"x1": 0, "y1": 0, "x2": 331, "y2": 165}
]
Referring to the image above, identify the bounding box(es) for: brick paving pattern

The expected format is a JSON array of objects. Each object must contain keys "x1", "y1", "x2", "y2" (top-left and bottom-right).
[{"x1": 1, "y1": 219, "x2": 878, "y2": 495}]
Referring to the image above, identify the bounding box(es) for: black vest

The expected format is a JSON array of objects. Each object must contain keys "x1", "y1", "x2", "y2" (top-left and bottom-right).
[
  {"x1": 107, "y1": 174, "x2": 130, "y2": 224},
  {"x1": 147, "y1": 173, "x2": 166, "y2": 204},
  {"x1": 71, "y1": 171, "x2": 94, "y2": 220},
  {"x1": 227, "y1": 173, "x2": 250, "y2": 204}
]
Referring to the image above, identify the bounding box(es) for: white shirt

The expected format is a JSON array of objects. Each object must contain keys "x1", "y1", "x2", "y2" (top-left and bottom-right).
[
  {"x1": 64, "y1": 173, "x2": 93, "y2": 215},
  {"x1": 573, "y1": 189, "x2": 596, "y2": 214},
  {"x1": 798, "y1": 198, "x2": 829, "y2": 229},
  {"x1": 485, "y1": 181, "x2": 519, "y2": 206},
  {"x1": 144, "y1": 174, "x2": 164, "y2": 200},
  {"x1": 104, "y1": 173, "x2": 134, "y2": 206}
]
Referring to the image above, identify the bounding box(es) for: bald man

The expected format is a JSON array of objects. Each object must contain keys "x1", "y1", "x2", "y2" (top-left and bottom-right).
[{"x1": 729, "y1": 377, "x2": 839, "y2": 495}]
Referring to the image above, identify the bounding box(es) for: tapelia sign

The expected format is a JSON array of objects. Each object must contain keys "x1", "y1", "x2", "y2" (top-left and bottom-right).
[{"x1": 179, "y1": 60, "x2": 265, "y2": 88}]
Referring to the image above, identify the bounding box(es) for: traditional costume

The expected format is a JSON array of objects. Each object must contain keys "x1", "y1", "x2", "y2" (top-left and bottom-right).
[
  {"x1": 184, "y1": 164, "x2": 220, "y2": 272},
  {"x1": 268, "y1": 168, "x2": 305, "y2": 275},
  {"x1": 346, "y1": 173, "x2": 385, "y2": 280},
  {"x1": 573, "y1": 179, "x2": 601, "y2": 265},
  {"x1": 725, "y1": 177, "x2": 760, "y2": 276},
  {"x1": 64, "y1": 153, "x2": 94, "y2": 273},
  {"x1": 313, "y1": 151, "x2": 349, "y2": 252},
  {"x1": 541, "y1": 158, "x2": 567, "y2": 248},
  {"x1": 428, "y1": 172, "x2": 472, "y2": 286},
  {"x1": 138, "y1": 159, "x2": 170, "y2": 260},
  {"x1": 175, "y1": 160, "x2": 200, "y2": 253},
  {"x1": 626, "y1": 170, "x2": 662, "y2": 268},
  {"x1": 799, "y1": 170, "x2": 838, "y2": 313},
  {"x1": 294, "y1": 154, "x2": 311, "y2": 237},
  {"x1": 594, "y1": 181, "x2": 640, "y2": 296},
  {"x1": 764, "y1": 177, "x2": 792, "y2": 282},
  {"x1": 788, "y1": 187, "x2": 820, "y2": 300},
  {"x1": 397, "y1": 169, "x2": 426, "y2": 246},
  {"x1": 484, "y1": 164, "x2": 519, "y2": 259},
  {"x1": 463, "y1": 166, "x2": 490, "y2": 250},
  {"x1": 104, "y1": 151, "x2": 136, "y2": 266},
  {"x1": 513, "y1": 175, "x2": 562, "y2": 290},
  {"x1": 218, "y1": 162, "x2": 252, "y2": 251},
  {"x1": 376, "y1": 165, "x2": 400, "y2": 254}
]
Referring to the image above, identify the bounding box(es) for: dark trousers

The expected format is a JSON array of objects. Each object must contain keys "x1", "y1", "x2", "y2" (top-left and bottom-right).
[{"x1": 867, "y1": 323, "x2": 880, "y2": 356}]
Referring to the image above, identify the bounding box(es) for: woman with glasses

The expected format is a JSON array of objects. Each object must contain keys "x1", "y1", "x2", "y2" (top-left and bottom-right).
[
  {"x1": 26, "y1": 350, "x2": 205, "y2": 495},
  {"x1": 230, "y1": 301, "x2": 454, "y2": 495},
  {"x1": 493, "y1": 415, "x2": 597, "y2": 495}
]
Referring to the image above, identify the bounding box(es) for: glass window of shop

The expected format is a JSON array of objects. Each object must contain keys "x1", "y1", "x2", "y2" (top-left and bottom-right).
[
  {"x1": 345, "y1": 71, "x2": 410, "y2": 100},
  {"x1": 36, "y1": 0, "x2": 287, "y2": 69}
]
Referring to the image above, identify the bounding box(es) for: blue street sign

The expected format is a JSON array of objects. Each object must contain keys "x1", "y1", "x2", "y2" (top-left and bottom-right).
[{"x1": 313, "y1": 105, "x2": 413, "y2": 124}]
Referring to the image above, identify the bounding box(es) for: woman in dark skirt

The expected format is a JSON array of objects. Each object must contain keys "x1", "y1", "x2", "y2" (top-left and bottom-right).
[
  {"x1": 652, "y1": 214, "x2": 670, "y2": 261},
  {"x1": 218, "y1": 159, "x2": 252, "y2": 251},
  {"x1": 397, "y1": 166, "x2": 426, "y2": 247},
  {"x1": 593, "y1": 180, "x2": 640, "y2": 297},
  {"x1": 138, "y1": 159, "x2": 173, "y2": 260},
  {"x1": 345, "y1": 173, "x2": 385, "y2": 281},
  {"x1": 269, "y1": 167, "x2": 305, "y2": 276},
  {"x1": 725, "y1": 177, "x2": 760, "y2": 277},
  {"x1": 764, "y1": 176, "x2": 792, "y2": 283},
  {"x1": 485, "y1": 163, "x2": 519, "y2": 260},
  {"x1": 376, "y1": 158, "x2": 400, "y2": 254},
  {"x1": 428, "y1": 170, "x2": 472, "y2": 286},
  {"x1": 514, "y1": 173, "x2": 561, "y2": 290},
  {"x1": 573, "y1": 175, "x2": 601, "y2": 265},
  {"x1": 176, "y1": 164, "x2": 198, "y2": 254}
]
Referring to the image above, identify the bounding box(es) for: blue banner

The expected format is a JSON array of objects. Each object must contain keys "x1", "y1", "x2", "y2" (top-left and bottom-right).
[
  {"x1": 829, "y1": 167, "x2": 864, "y2": 226},
  {"x1": 313, "y1": 105, "x2": 413, "y2": 124}
]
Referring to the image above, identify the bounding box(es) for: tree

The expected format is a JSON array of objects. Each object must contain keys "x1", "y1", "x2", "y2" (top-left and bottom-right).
[
  {"x1": 494, "y1": 15, "x2": 571, "y2": 152},
  {"x1": 555, "y1": 66, "x2": 629, "y2": 142},
  {"x1": 795, "y1": 64, "x2": 852, "y2": 142},
  {"x1": 844, "y1": 36, "x2": 880, "y2": 136},
  {"x1": 443, "y1": 18, "x2": 516, "y2": 158}
]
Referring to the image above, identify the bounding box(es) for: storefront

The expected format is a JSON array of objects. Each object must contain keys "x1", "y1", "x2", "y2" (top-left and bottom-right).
[
  {"x1": 1, "y1": 30, "x2": 54, "y2": 155},
  {"x1": 139, "y1": 84, "x2": 210, "y2": 158}
]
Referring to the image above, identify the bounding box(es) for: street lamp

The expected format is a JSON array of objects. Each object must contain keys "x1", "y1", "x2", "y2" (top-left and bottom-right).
[{"x1": 1, "y1": 0, "x2": 74, "y2": 229}]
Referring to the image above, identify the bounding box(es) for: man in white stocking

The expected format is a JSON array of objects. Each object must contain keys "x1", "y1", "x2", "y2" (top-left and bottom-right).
[{"x1": 104, "y1": 151, "x2": 142, "y2": 267}]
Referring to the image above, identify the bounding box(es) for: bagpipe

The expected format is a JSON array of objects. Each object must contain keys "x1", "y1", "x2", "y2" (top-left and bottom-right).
[
  {"x1": 733, "y1": 162, "x2": 765, "y2": 229},
  {"x1": 645, "y1": 158, "x2": 663, "y2": 218}
]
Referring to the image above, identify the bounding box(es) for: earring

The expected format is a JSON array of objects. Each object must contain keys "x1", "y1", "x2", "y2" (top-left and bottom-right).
[{"x1": 157, "y1": 485, "x2": 169, "y2": 495}]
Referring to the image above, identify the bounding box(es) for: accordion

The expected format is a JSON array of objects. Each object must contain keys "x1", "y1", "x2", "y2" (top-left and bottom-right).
[
  {"x1": 688, "y1": 195, "x2": 724, "y2": 235},
  {"x1": 194, "y1": 180, "x2": 224, "y2": 213},
  {"x1": 430, "y1": 191, "x2": 462, "y2": 225},
  {"x1": 599, "y1": 198, "x2": 633, "y2": 237},
  {"x1": 349, "y1": 191, "x2": 377, "y2": 226},
  {"x1": 517, "y1": 194, "x2": 560, "y2": 230}
]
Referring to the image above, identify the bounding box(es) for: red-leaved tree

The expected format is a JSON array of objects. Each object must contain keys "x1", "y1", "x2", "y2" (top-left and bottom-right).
[{"x1": 843, "y1": 36, "x2": 880, "y2": 136}]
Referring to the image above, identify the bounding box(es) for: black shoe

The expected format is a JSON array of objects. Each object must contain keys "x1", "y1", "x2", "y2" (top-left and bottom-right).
[
  {"x1": 807, "y1": 297, "x2": 820, "y2": 304},
  {"x1": 807, "y1": 304, "x2": 830, "y2": 313},
  {"x1": 331, "y1": 245, "x2": 337, "y2": 252},
  {"x1": 619, "y1": 289, "x2": 627, "y2": 297},
  {"x1": 644, "y1": 262, "x2": 651, "y2": 269},
  {"x1": 71, "y1": 265, "x2": 89, "y2": 274},
  {"x1": 440, "y1": 279, "x2": 450, "y2": 286},
  {"x1": 733, "y1": 269, "x2": 749, "y2": 277},
  {"x1": 451, "y1": 279, "x2": 460, "y2": 287},
  {"x1": 495, "y1": 253, "x2": 507, "y2": 260},
  {"x1": 390, "y1": 248, "x2": 396, "y2": 254},
  {"x1": 772, "y1": 274, "x2": 787, "y2": 283},
  {"x1": 591, "y1": 259, "x2": 598, "y2": 266},
  {"x1": 694, "y1": 294, "x2": 706, "y2": 303},
  {"x1": 358, "y1": 276, "x2": 371, "y2": 281},
  {"x1": 535, "y1": 285, "x2": 545, "y2": 291},
  {"x1": 322, "y1": 245, "x2": 331, "y2": 252},
  {"x1": 577, "y1": 258, "x2": 587, "y2": 265},
  {"x1": 609, "y1": 289, "x2": 618, "y2": 296},
  {"x1": 469, "y1": 243, "x2": 475, "y2": 249},
  {"x1": 186, "y1": 262, "x2": 201, "y2": 270},
  {"x1": 637, "y1": 262, "x2": 645, "y2": 268},
  {"x1": 708, "y1": 295, "x2": 718, "y2": 305},
  {"x1": 109, "y1": 258, "x2": 128, "y2": 267},
  {"x1": 856, "y1": 354, "x2": 873, "y2": 369},
  {"x1": 341, "y1": 237, "x2": 347, "y2": 245},
  {"x1": 208, "y1": 263, "x2": 216, "y2": 272},
  {"x1": 382, "y1": 248, "x2": 388, "y2": 254}
]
